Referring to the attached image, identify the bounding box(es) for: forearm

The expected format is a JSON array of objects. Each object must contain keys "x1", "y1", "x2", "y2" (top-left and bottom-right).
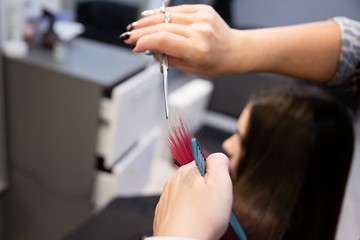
[{"x1": 229, "y1": 20, "x2": 341, "y2": 83}]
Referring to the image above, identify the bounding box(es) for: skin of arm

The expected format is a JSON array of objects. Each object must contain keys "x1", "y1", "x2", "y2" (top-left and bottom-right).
[
  {"x1": 153, "y1": 153, "x2": 233, "y2": 240},
  {"x1": 236, "y1": 20, "x2": 342, "y2": 82},
  {"x1": 123, "y1": 4, "x2": 341, "y2": 82}
]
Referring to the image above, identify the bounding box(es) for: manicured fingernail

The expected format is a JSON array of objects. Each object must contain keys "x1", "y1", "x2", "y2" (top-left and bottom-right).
[
  {"x1": 119, "y1": 31, "x2": 131, "y2": 41},
  {"x1": 127, "y1": 22, "x2": 138, "y2": 31},
  {"x1": 141, "y1": 9, "x2": 154, "y2": 16}
]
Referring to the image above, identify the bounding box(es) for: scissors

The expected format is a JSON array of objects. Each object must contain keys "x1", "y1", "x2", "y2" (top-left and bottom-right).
[{"x1": 160, "y1": 0, "x2": 171, "y2": 119}]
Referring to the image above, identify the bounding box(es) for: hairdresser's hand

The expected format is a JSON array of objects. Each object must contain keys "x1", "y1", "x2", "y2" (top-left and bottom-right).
[
  {"x1": 153, "y1": 153, "x2": 233, "y2": 240},
  {"x1": 122, "y1": 4, "x2": 239, "y2": 77},
  {"x1": 122, "y1": 4, "x2": 343, "y2": 82}
]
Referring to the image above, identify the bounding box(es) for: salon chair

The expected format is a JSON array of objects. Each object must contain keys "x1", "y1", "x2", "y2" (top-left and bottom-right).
[{"x1": 76, "y1": 1, "x2": 138, "y2": 48}]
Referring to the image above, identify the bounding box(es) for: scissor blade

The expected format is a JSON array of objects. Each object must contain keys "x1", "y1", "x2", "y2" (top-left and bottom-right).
[
  {"x1": 159, "y1": 0, "x2": 170, "y2": 119},
  {"x1": 162, "y1": 64, "x2": 169, "y2": 119}
]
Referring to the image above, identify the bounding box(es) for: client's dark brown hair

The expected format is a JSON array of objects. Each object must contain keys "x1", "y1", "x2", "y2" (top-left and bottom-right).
[{"x1": 222, "y1": 87, "x2": 354, "y2": 240}]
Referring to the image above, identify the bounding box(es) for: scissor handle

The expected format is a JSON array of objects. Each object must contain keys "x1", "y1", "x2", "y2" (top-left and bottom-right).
[
  {"x1": 159, "y1": 54, "x2": 168, "y2": 73},
  {"x1": 163, "y1": 0, "x2": 171, "y2": 7}
]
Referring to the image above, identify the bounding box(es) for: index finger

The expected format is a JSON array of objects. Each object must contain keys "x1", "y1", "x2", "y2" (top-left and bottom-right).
[
  {"x1": 133, "y1": 30, "x2": 193, "y2": 60},
  {"x1": 141, "y1": 4, "x2": 206, "y2": 17}
]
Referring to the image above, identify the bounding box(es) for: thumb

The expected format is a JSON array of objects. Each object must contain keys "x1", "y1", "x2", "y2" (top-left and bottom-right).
[
  {"x1": 205, "y1": 152, "x2": 233, "y2": 233},
  {"x1": 206, "y1": 152, "x2": 230, "y2": 175},
  {"x1": 205, "y1": 153, "x2": 232, "y2": 188}
]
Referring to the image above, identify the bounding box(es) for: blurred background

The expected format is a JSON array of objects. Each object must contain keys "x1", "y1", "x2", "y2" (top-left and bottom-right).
[{"x1": 0, "y1": 0, "x2": 359, "y2": 239}]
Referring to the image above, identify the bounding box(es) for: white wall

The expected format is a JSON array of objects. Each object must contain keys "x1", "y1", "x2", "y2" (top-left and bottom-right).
[
  {"x1": 34, "y1": 0, "x2": 62, "y2": 12},
  {"x1": 0, "y1": 0, "x2": 5, "y2": 42},
  {"x1": 232, "y1": 0, "x2": 360, "y2": 28}
]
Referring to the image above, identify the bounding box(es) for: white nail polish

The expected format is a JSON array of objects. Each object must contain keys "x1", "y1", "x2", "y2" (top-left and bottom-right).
[
  {"x1": 127, "y1": 21, "x2": 138, "y2": 31},
  {"x1": 141, "y1": 9, "x2": 154, "y2": 16}
]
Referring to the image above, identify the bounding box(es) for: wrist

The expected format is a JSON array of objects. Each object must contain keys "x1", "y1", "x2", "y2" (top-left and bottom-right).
[{"x1": 226, "y1": 29, "x2": 255, "y2": 75}]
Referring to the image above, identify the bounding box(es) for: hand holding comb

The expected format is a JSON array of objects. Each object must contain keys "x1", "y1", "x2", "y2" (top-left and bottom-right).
[{"x1": 168, "y1": 117, "x2": 247, "y2": 240}]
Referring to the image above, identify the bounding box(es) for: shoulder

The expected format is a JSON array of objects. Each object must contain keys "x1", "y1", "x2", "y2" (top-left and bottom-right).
[{"x1": 329, "y1": 17, "x2": 360, "y2": 85}]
